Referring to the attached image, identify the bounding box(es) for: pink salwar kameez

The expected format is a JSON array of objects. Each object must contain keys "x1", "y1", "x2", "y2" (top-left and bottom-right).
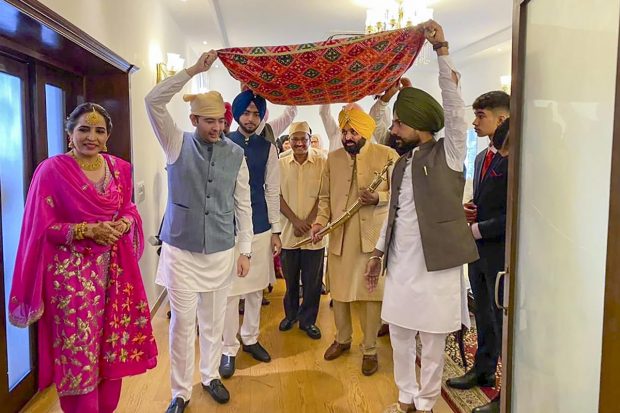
[{"x1": 8, "y1": 154, "x2": 157, "y2": 412}]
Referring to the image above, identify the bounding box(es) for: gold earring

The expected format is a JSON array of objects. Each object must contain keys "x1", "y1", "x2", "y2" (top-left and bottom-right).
[
  {"x1": 68, "y1": 140, "x2": 74, "y2": 149},
  {"x1": 103, "y1": 143, "x2": 108, "y2": 152}
]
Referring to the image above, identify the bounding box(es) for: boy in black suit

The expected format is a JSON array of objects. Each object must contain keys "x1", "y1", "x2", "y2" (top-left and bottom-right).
[{"x1": 446, "y1": 91, "x2": 510, "y2": 413}]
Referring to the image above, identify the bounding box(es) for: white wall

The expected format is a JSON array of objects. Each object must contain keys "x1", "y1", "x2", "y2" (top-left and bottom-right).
[{"x1": 39, "y1": 0, "x2": 199, "y2": 306}]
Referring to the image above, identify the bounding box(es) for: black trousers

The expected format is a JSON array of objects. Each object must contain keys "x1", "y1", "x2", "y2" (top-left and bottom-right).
[
  {"x1": 280, "y1": 248, "x2": 325, "y2": 327},
  {"x1": 469, "y1": 256, "x2": 504, "y2": 376}
]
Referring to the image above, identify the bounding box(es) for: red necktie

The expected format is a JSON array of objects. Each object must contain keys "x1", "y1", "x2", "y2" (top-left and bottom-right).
[{"x1": 480, "y1": 149, "x2": 495, "y2": 179}]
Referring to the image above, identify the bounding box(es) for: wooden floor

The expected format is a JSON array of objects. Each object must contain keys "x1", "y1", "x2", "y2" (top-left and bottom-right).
[{"x1": 22, "y1": 280, "x2": 455, "y2": 413}]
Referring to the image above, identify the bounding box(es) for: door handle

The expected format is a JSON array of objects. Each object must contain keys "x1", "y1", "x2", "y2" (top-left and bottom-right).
[{"x1": 495, "y1": 270, "x2": 507, "y2": 313}]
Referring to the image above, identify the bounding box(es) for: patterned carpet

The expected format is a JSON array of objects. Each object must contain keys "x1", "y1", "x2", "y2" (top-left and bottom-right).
[{"x1": 416, "y1": 323, "x2": 501, "y2": 413}]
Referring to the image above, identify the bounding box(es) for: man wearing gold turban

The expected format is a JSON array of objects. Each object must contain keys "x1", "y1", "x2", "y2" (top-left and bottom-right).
[
  {"x1": 145, "y1": 51, "x2": 253, "y2": 413},
  {"x1": 364, "y1": 21, "x2": 478, "y2": 413},
  {"x1": 310, "y1": 107, "x2": 398, "y2": 376}
]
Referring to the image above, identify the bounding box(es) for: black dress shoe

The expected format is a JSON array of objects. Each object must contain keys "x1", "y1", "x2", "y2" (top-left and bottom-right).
[
  {"x1": 279, "y1": 318, "x2": 297, "y2": 331},
  {"x1": 446, "y1": 369, "x2": 496, "y2": 390},
  {"x1": 219, "y1": 355, "x2": 236, "y2": 379},
  {"x1": 472, "y1": 397, "x2": 500, "y2": 413},
  {"x1": 165, "y1": 397, "x2": 189, "y2": 413},
  {"x1": 242, "y1": 341, "x2": 271, "y2": 362},
  {"x1": 300, "y1": 324, "x2": 322, "y2": 340},
  {"x1": 202, "y1": 379, "x2": 230, "y2": 404}
]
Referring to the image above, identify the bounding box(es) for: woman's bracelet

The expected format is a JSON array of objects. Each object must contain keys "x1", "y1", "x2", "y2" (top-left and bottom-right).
[
  {"x1": 120, "y1": 217, "x2": 132, "y2": 232},
  {"x1": 73, "y1": 222, "x2": 87, "y2": 240}
]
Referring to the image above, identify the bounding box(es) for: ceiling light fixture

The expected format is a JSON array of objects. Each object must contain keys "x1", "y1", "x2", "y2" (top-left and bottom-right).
[{"x1": 364, "y1": 0, "x2": 434, "y2": 65}]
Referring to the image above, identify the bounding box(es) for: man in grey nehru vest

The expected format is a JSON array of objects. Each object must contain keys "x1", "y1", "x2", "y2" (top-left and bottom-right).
[
  {"x1": 364, "y1": 21, "x2": 478, "y2": 413},
  {"x1": 145, "y1": 51, "x2": 253, "y2": 413}
]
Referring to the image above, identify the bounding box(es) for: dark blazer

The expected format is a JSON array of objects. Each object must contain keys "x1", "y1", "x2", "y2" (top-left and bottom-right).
[{"x1": 473, "y1": 148, "x2": 508, "y2": 269}]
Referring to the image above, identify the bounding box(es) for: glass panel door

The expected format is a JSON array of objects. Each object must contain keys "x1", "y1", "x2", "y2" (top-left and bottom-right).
[
  {"x1": 509, "y1": 1, "x2": 620, "y2": 412},
  {"x1": 0, "y1": 54, "x2": 36, "y2": 410},
  {"x1": 45, "y1": 83, "x2": 66, "y2": 156}
]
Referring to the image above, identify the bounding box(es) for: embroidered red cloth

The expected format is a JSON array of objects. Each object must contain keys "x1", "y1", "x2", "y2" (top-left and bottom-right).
[{"x1": 217, "y1": 27, "x2": 426, "y2": 105}]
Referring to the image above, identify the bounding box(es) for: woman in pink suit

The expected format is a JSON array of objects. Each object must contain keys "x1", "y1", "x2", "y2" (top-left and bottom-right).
[{"x1": 8, "y1": 103, "x2": 157, "y2": 412}]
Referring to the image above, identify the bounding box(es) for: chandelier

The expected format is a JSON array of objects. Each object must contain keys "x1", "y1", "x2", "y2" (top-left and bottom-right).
[{"x1": 365, "y1": 0, "x2": 434, "y2": 65}]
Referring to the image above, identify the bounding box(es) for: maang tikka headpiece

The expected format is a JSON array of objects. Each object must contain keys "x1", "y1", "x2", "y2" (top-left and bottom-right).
[{"x1": 85, "y1": 107, "x2": 102, "y2": 125}]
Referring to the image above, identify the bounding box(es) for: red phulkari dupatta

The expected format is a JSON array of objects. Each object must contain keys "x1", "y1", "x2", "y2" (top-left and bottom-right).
[{"x1": 217, "y1": 27, "x2": 426, "y2": 105}]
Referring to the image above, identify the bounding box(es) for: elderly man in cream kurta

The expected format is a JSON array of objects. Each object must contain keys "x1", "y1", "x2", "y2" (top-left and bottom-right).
[
  {"x1": 311, "y1": 107, "x2": 398, "y2": 376},
  {"x1": 279, "y1": 121, "x2": 327, "y2": 340}
]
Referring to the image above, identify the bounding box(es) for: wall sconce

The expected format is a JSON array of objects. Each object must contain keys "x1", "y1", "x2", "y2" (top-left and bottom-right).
[
  {"x1": 500, "y1": 75, "x2": 512, "y2": 94},
  {"x1": 156, "y1": 53, "x2": 185, "y2": 83}
]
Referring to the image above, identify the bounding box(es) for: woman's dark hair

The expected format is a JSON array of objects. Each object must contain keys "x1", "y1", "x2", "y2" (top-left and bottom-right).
[
  {"x1": 65, "y1": 102, "x2": 113, "y2": 135},
  {"x1": 276, "y1": 134, "x2": 289, "y2": 154}
]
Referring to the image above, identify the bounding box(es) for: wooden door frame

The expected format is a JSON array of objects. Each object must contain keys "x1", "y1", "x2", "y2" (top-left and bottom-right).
[
  {"x1": 504, "y1": 1, "x2": 620, "y2": 412},
  {"x1": 1, "y1": 0, "x2": 139, "y2": 163},
  {"x1": 500, "y1": 1, "x2": 529, "y2": 412},
  {"x1": 0, "y1": 1, "x2": 140, "y2": 411},
  {"x1": 599, "y1": 10, "x2": 620, "y2": 413},
  {"x1": 0, "y1": 54, "x2": 37, "y2": 413},
  {"x1": 33, "y1": 63, "x2": 83, "y2": 165}
]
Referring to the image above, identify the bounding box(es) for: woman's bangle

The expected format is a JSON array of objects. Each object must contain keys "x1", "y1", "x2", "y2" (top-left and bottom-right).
[
  {"x1": 73, "y1": 222, "x2": 87, "y2": 240},
  {"x1": 120, "y1": 217, "x2": 132, "y2": 232}
]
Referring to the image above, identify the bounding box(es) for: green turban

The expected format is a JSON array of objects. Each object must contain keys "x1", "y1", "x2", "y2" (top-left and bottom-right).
[{"x1": 394, "y1": 87, "x2": 444, "y2": 133}]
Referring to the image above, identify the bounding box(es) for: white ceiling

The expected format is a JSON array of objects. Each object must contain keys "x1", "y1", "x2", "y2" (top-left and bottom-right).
[{"x1": 162, "y1": 0, "x2": 512, "y2": 60}]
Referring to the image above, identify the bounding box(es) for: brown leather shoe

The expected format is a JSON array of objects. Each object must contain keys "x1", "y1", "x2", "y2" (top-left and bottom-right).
[
  {"x1": 362, "y1": 354, "x2": 378, "y2": 376},
  {"x1": 323, "y1": 341, "x2": 351, "y2": 360}
]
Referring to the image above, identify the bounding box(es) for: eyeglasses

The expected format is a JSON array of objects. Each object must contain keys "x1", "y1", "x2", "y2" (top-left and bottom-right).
[{"x1": 290, "y1": 137, "x2": 309, "y2": 143}]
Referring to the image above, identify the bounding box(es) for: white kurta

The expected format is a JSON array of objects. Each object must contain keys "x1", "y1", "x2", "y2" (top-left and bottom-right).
[
  {"x1": 156, "y1": 243, "x2": 236, "y2": 292},
  {"x1": 379, "y1": 156, "x2": 469, "y2": 333},
  {"x1": 376, "y1": 55, "x2": 471, "y2": 334},
  {"x1": 228, "y1": 230, "x2": 274, "y2": 296}
]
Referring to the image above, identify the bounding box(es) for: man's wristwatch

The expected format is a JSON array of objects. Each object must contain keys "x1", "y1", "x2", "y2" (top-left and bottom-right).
[{"x1": 240, "y1": 252, "x2": 252, "y2": 259}]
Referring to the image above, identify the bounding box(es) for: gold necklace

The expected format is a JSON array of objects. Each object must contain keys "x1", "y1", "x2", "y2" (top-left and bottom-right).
[{"x1": 70, "y1": 151, "x2": 103, "y2": 171}]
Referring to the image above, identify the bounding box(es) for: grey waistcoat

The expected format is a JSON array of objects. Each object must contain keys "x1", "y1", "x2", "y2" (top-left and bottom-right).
[
  {"x1": 384, "y1": 139, "x2": 479, "y2": 271},
  {"x1": 160, "y1": 132, "x2": 244, "y2": 254}
]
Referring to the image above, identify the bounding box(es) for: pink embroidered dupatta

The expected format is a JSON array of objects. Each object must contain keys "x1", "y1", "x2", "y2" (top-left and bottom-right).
[{"x1": 8, "y1": 154, "x2": 157, "y2": 395}]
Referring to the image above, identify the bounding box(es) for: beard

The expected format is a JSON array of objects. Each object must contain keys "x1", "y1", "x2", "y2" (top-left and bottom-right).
[
  {"x1": 342, "y1": 137, "x2": 367, "y2": 155},
  {"x1": 240, "y1": 123, "x2": 258, "y2": 135},
  {"x1": 387, "y1": 134, "x2": 409, "y2": 156},
  {"x1": 394, "y1": 135, "x2": 420, "y2": 154}
]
